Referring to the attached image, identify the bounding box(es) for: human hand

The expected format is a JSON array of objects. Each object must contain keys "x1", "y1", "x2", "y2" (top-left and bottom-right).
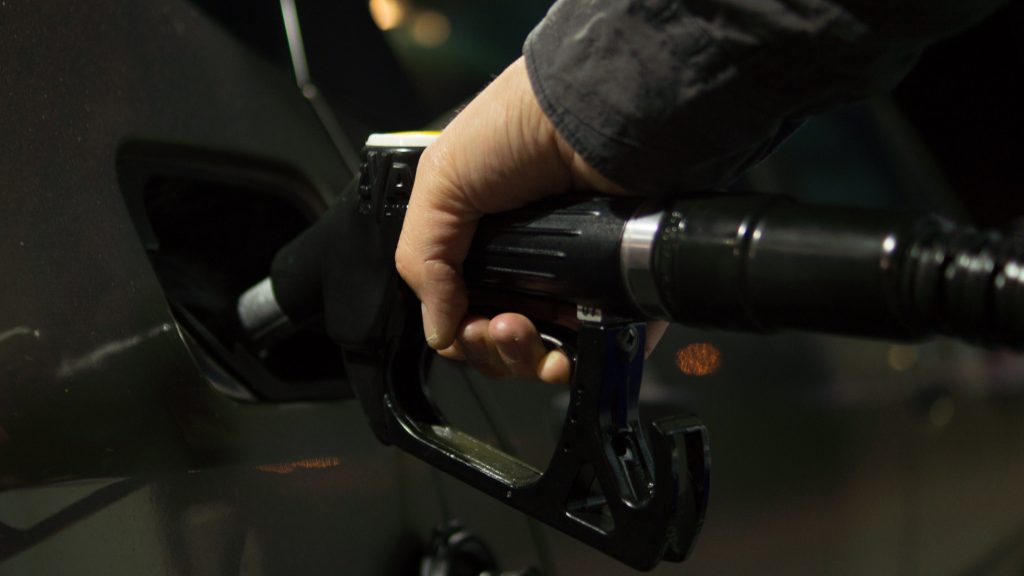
[{"x1": 395, "y1": 57, "x2": 663, "y2": 385}]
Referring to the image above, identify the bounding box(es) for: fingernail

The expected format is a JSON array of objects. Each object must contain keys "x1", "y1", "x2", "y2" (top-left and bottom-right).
[
  {"x1": 539, "y1": 350, "x2": 569, "y2": 385},
  {"x1": 422, "y1": 302, "x2": 440, "y2": 347}
]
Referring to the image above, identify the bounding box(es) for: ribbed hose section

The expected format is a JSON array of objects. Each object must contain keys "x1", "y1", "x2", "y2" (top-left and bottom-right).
[{"x1": 904, "y1": 221, "x2": 1024, "y2": 349}]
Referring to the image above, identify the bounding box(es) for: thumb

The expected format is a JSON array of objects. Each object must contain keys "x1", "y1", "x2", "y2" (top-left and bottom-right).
[
  {"x1": 395, "y1": 146, "x2": 478, "y2": 349},
  {"x1": 409, "y1": 257, "x2": 470, "y2": 350}
]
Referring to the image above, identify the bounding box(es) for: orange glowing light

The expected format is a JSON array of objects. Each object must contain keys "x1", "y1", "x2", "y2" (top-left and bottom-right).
[
  {"x1": 411, "y1": 10, "x2": 451, "y2": 47},
  {"x1": 675, "y1": 343, "x2": 721, "y2": 376},
  {"x1": 256, "y1": 456, "x2": 341, "y2": 475},
  {"x1": 368, "y1": 0, "x2": 406, "y2": 31}
]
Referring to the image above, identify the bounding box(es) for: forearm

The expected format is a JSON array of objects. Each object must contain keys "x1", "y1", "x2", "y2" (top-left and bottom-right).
[{"x1": 524, "y1": 0, "x2": 1006, "y2": 193}]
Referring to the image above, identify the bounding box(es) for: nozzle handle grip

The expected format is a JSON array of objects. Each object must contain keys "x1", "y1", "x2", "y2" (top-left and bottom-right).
[{"x1": 464, "y1": 196, "x2": 636, "y2": 317}]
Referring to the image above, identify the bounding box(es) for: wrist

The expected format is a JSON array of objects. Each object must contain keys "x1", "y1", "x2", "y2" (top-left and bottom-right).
[{"x1": 513, "y1": 57, "x2": 625, "y2": 194}]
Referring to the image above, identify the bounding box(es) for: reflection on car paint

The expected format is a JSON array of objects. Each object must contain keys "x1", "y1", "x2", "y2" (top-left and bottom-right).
[
  {"x1": 254, "y1": 457, "x2": 342, "y2": 475},
  {"x1": 55, "y1": 323, "x2": 174, "y2": 379},
  {"x1": 0, "y1": 327, "x2": 41, "y2": 345}
]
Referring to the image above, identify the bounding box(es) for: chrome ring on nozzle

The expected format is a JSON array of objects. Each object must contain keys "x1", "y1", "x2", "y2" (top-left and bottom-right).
[{"x1": 620, "y1": 201, "x2": 669, "y2": 319}]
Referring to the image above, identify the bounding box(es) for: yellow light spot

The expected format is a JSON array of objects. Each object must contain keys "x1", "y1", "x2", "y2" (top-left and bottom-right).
[
  {"x1": 411, "y1": 10, "x2": 451, "y2": 48},
  {"x1": 887, "y1": 345, "x2": 919, "y2": 371},
  {"x1": 368, "y1": 0, "x2": 405, "y2": 31},
  {"x1": 675, "y1": 343, "x2": 721, "y2": 376},
  {"x1": 256, "y1": 456, "x2": 341, "y2": 475}
]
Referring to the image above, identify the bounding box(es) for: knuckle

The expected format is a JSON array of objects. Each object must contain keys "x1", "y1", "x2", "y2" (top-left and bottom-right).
[
  {"x1": 422, "y1": 258, "x2": 458, "y2": 282},
  {"x1": 393, "y1": 243, "x2": 416, "y2": 284}
]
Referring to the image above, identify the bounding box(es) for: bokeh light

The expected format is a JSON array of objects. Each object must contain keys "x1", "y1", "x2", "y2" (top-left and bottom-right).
[
  {"x1": 368, "y1": 0, "x2": 406, "y2": 31},
  {"x1": 411, "y1": 10, "x2": 451, "y2": 48},
  {"x1": 887, "y1": 345, "x2": 919, "y2": 371},
  {"x1": 675, "y1": 343, "x2": 722, "y2": 376}
]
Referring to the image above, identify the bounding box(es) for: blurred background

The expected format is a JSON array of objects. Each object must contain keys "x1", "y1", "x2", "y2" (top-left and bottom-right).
[{"x1": 1, "y1": 1, "x2": 1023, "y2": 575}]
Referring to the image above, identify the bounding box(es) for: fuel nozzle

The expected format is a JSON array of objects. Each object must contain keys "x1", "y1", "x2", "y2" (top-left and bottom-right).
[
  {"x1": 231, "y1": 132, "x2": 1024, "y2": 572},
  {"x1": 239, "y1": 133, "x2": 1024, "y2": 352}
]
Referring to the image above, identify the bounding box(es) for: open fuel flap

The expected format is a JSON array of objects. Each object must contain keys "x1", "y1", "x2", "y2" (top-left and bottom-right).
[{"x1": 117, "y1": 141, "x2": 353, "y2": 402}]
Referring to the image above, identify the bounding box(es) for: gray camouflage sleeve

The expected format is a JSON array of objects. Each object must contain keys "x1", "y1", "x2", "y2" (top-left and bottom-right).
[{"x1": 523, "y1": 0, "x2": 1005, "y2": 193}]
